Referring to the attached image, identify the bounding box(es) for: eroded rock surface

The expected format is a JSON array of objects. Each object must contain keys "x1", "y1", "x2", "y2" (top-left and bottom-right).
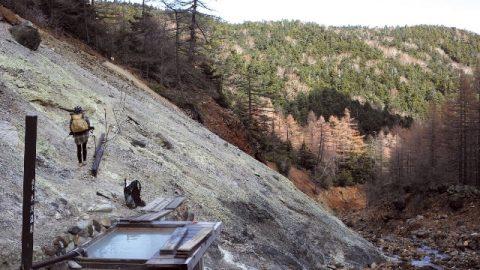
[{"x1": 0, "y1": 22, "x2": 382, "y2": 269}]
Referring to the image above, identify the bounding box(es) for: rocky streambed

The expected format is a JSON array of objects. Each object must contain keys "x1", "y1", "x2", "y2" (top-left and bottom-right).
[{"x1": 340, "y1": 185, "x2": 480, "y2": 269}]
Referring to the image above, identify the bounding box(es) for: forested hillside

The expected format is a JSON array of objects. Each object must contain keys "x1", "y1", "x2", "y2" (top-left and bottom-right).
[
  {"x1": 206, "y1": 20, "x2": 480, "y2": 188},
  {"x1": 207, "y1": 22, "x2": 480, "y2": 269},
  {"x1": 210, "y1": 21, "x2": 480, "y2": 133}
]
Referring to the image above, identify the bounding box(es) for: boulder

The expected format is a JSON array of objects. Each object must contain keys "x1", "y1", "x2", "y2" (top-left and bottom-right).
[
  {"x1": 67, "y1": 226, "x2": 82, "y2": 235},
  {"x1": 53, "y1": 236, "x2": 68, "y2": 250},
  {"x1": 448, "y1": 195, "x2": 464, "y2": 211},
  {"x1": 42, "y1": 245, "x2": 58, "y2": 257},
  {"x1": 92, "y1": 219, "x2": 102, "y2": 232},
  {"x1": 99, "y1": 218, "x2": 112, "y2": 228},
  {"x1": 393, "y1": 198, "x2": 406, "y2": 212},
  {"x1": 76, "y1": 220, "x2": 92, "y2": 230},
  {"x1": 412, "y1": 229, "x2": 430, "y2": 239},
  {"x1": 9, "y1": 24, "x2": 41, "y2": 51},
  {"x1": 73, "y1": 235, "x2": 88, "y2": 247}
]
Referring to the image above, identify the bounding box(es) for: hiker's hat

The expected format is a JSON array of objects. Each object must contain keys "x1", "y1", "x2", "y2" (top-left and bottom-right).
[{"x1": 73, "y1": 106, "x2": 83, "y2": 114}]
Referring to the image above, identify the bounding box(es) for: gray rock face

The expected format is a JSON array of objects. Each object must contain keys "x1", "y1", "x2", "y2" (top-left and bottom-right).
[
  {"x1": 9, "y1": 24, "x2": 41, "y2": 50},
  {"x1": 0, "y1": 120, "x2": 19, "y2": 147},
  {"x1": 0, "y1": 22, "x2": 382, "y2": 269}
]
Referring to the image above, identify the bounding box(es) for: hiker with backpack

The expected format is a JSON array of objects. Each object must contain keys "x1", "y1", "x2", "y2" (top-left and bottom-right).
[{"x1": 69, "y1": 106, "x2": 94, "y2": 165}]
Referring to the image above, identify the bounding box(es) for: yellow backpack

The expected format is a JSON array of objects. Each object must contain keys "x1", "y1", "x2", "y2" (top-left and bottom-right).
[{"x1": 70, "y1": 114, "x2": 89, "y2": 133}]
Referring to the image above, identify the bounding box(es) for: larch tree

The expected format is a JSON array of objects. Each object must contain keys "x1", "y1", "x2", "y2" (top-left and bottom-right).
[
  {"x1": 456, "y1": 74, "x2": 476, "y2": 185},
  {"x1": 475, "y1": 63, "x2": 480, "y2": 186}
]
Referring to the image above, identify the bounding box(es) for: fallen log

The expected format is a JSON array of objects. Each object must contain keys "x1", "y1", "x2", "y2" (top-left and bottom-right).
[{"x1": 91, "y1": 133, "x2": 105, "y2": 177}]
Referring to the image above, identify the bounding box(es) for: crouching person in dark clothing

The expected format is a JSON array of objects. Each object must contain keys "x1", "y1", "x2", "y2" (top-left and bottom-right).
[{"x1": 70, "y1": 106, "x2": 94, "y2": 165}]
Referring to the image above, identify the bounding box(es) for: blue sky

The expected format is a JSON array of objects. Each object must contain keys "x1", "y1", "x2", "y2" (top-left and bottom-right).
[{"x1": 129, "y1": 0, "x2": 480, "y2": 34}]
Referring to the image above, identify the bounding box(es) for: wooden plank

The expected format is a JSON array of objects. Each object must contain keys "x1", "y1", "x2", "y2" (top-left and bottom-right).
[
  {"x1": 165, "y1": 196, "x2": 186, "y2": 210},
  {"x1": 160, "y1": 227, "x2": 188, "y2": 254},
  {"x1": 184, "y1": 222, "x2": 222, "y2": 270},
  {"x1": 116, "y1": 221, "x2": 191, "y2": 228},
  {"x1": 145, "y1": 257, "x2": 187, "y2": 268},
  {"x1": 91, "y1": 133, "x2": 106, "y2": 177},
  {"x1": 131, "y1": 209, "x2": 172, "y2": 222},
  {"x1": 177, "y1": 227, "x2": 213, "y2": 252},
  {"x1": 193, "y1": 258, "x2": 204, "y2": 270},
  {"x1": 151, "y1": 198, "x2": 174, "y2": 212},
  {"x1": 141, "y1": 197, "x2": 181, "y2": 212},
  {"x1": 76, "y1": 257, "x2": 147, "y2": 270},
  {"x1": 132, "y1": 211, "x2": 169, "y2": 222},
  {"x1": 141, "y1": 197, "x2": 166, "y2": 212}
]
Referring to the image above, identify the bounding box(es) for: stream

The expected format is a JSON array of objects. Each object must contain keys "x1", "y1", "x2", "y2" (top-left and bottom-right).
[{"x1": 410, "y1": 245, "x2": 448, "y2": 270}]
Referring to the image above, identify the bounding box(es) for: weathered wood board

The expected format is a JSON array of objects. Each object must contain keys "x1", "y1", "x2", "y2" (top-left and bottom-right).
[
  {"x1": 165, "y1": 197, "x2": 186, "y2": 210},
  {"x1": 141, "y1": 198, "x2": 167, "y2": 212},
  {"x1": 131, "y1": 209, "x2": 172, "y2": 222},
  {"x1": 177, "y1": 227, "x2": 213, "y2": 252},
  {"x1": 160, "y1": 227, "x2": 188, "y2": 255},
  {"x1": 141, "y1": 196, "x2": 185, "y2": 212}
]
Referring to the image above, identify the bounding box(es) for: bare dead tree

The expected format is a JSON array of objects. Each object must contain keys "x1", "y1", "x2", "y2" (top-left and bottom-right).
[{"x1": 171, "y1": 0, "x2": 211, "y2": 63}]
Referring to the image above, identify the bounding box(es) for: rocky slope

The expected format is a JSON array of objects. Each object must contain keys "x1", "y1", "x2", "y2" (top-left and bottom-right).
[{"x1": 0, "y1": 22, "x2": 382, "y2": 269}]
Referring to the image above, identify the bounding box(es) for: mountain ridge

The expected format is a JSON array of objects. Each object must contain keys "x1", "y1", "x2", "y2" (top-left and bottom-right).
[{"x1": 210, "y1": 21, "x2": 480, "y2": 126}]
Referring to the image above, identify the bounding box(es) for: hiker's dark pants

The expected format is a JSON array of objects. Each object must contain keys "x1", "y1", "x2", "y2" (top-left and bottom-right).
[{"x1": 76, "y1": 142, "x2": 87, "y2": 163}]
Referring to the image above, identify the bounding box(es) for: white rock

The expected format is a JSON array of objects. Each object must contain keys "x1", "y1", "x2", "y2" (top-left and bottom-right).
[
  {"x1": 0, "y1": 121, "x2": 19, "y2": 148},
  {"x1": 67, "y1": 260, "x2": 82, "y2": 269},
  {"x1": 87, "y1": 203, "x2": 114, "y2": 213},
  {"x1": 65, "y1": 242, "x2": 75, "y2": 253}
]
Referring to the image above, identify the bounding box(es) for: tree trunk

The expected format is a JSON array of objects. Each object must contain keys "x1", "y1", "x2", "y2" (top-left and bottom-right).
[
  {"x1": 247, "y1": 72, "x2": 253, "y2": 124},
  {"x1": 174, "y1": 10, "x2": 181, "y2": 86},
  {"x1": 142, "y1": 0, "x2": 146, "y2": 18},
  {"x1": 477, "y1": 68, "x2": 480, "y2": 187},
  {"x1": 83, "y1": 1, "x2": 90, "y2": 44},
  {"x1": 188, "y1": 0, "x2": 197, "y2": 62}
]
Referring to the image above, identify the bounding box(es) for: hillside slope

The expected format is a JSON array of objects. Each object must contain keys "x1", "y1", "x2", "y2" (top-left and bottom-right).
[
  {"x1": 0, "y1": 22, "x2": 382, "y2": 269},
  {"x1": 211, "y1": 22, "x2": 480, "y2": 133}
]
